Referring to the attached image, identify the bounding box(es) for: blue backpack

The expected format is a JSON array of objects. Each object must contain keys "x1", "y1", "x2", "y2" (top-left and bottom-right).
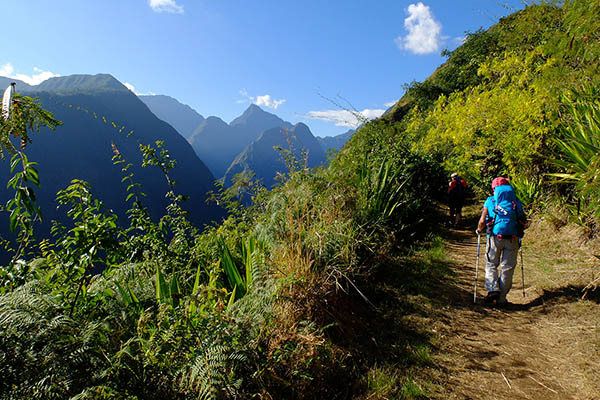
[{"x1": 488, "y1": 185, "x2": 521, "y2": 237}]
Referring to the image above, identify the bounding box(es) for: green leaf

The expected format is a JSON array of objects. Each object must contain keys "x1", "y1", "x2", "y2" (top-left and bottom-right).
[
  {"x1": 156, "y1": 265, "x2": 169, "y2": 304},
  {"x1": 169, "y1": 273, "x2": 180, "y2": 307},
  {"x1": 128, "y1": 285, "x2": 139, "y2": 305},
  {"x1": 192, "y1": 262, "x2": 202, "y2": 295},
  {"x1": 227, "y1": 285, "x2": 237, "y2": 310},
  {"x1": 9, "y1": 209, "x2": 18, "y2": 232},
  {"x1": 115, "y1": 281, "x2": 133, "y2": 305},
  {"x1": 218, "y1": 237, "x2": 245, "y2": 300},
  {"x1": 25, "y1": 168, "x2": 40, "y2": 186}
]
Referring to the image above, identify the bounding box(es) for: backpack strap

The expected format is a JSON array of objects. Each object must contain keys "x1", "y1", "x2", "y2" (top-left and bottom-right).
[{"x1": 485, "y1": 198, "x2": 497, "y2": 234}]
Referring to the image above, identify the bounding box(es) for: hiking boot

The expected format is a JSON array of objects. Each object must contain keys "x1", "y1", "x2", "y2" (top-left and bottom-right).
[
  {"x1": 495, "y1": 297, "x2": 511, "y2": 308},
  {"x1": 483, "y1": 291, "x2": 500, "y2": 304}
]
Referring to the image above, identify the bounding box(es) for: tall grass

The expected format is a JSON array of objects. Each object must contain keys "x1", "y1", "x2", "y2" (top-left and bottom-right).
[{"x1": 550, "y1": 85, "x2": 600, "y2": 231}]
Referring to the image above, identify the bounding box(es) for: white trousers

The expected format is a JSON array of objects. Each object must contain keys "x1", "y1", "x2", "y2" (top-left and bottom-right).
[{"x1": 484, "y1": 235, "x2": 519, "y2": 301}]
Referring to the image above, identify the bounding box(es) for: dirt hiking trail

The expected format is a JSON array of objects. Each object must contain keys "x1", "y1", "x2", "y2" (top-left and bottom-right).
[{"x1": 433, "y1": 217, "x2": 600, "y2": 400}]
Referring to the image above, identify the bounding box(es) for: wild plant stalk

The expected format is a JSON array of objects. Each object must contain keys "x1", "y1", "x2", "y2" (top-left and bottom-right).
[
  {"x1": 139, "y1": 140, "x2": 199, "y2": 259},
  {"x1": 0, "y1": 90, "x2": 60, "y2": 287},
  {"x1": 4, "y1": 152, "x2": 42, "y2": 263},
  {"x1": 52, "y1": 179, "x2": 122, "y2": 316}
]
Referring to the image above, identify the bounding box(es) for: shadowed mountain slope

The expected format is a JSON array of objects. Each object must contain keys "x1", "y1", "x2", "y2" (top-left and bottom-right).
[
  {"x1": 0, "y1": 74, "x2": 222, "y2": 244},
  {"x1": 139, "y1": 94, "x2": 204, "y2": 140}
]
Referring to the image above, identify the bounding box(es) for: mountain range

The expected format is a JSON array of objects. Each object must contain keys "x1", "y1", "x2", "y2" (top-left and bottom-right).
[
  {"x1": 0, "y1": 74, "x2": 222, "y2": 245},
  {"x1": 224, "y1": 122, "x2": 327, "y2": 188},
  {"x1": 187, "y1": 104, "x2": 294, "y2": 179},
  {"x1": 142, "y1": 99, "x2": 354, "y2": 185},
  {"x1": 0, "y1": 72, "x2": 355, "y2": 250}
]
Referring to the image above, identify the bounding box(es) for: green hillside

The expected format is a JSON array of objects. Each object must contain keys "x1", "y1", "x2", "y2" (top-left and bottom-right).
[
  {"x1": 382, "y1": 0, "x2": 600, "y2": 224},
  {"x1": 0, "y1": 1, "x2": 599, "y2": 398}
]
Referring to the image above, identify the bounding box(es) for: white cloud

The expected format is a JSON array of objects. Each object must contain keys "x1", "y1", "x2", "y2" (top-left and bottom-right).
[
  {"x1": 123, "y1": 82, "x2": 155, "y2": 96},
  {"x1": 395, "y1": 2, "x2": 442, "y2": 55},
  {"x1": 304, "y1": 108, "x2": 386, "y2": 128},
  {"x1": 0, "y1": 63, "x2": 60, "y2": 85},
  {"x1": 453, "y1": 36, "x2": 466, "y2": 46},
  {"x1": 0, "y1": 63, "x2": 14, "y2": 77},
  {"x1": 149, "y1": 0, "x2": 184, "y2": 14},
  {"x1": 384, "y1": 101, "x2": 397, "y2": 108},
  {"x1": 255, "y1": 94, "x2": 286, "y2": 110},
  {"x1": 123, "y1": 82, "x2": 139, "y2": 94},
  {"x1": 239, "y1": 89, "x2": 286, "y2": 110}
]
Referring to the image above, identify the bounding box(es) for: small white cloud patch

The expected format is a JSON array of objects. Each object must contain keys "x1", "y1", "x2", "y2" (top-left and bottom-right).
[
  {"x1": 255, "y1": 94, "x2": 286, "y2": 110},
  {"x1": 0, "y1": 63, "x2": 60, "y2": 86},
  {"x1": 304, "y1": 108, "x2": 386, "y2": 128},
  {"x1": 239, "y1": 90, "x2": 286, "y2": 110},
  {"x1": 123, "y1": 82, "x2": 155, "y2": 96},
  {"x1": 0, "y1": 63, "x2": 15, "y2": 77},
  {"x1": 454, "y1": 36, "x2": 466, "y2": 46},
  {"x1": 395, "y1": 2, "x2": 442, "y2": 55},
  {"x1": 123, "y1": 82, "x2": 139, "y2": 94},
  {"x1": 149, "y1": 0, "x2": 184, "y2": 14}
]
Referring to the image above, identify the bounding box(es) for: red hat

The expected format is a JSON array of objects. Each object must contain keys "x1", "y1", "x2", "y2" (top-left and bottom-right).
[{"x1": 491, "y1": 177, "x2": 510, "y2": 189}]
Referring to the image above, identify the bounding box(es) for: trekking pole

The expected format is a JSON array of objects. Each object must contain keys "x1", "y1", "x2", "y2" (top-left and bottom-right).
[
  {"x1": 519, "y1": 238, "x2": 525, "y2": 297},
  {"x1": 474, "y1": 231, "x2": 481, "y2": 304}
]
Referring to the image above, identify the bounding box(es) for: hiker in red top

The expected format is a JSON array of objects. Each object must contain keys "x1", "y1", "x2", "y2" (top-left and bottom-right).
[{"x1": 448, "y1": 173, "x2": 467, "y2": 227}]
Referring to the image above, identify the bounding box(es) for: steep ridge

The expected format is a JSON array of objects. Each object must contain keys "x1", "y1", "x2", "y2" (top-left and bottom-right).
[
  {"x1": 188, "y1": 116, "x2": 238, "y2": 179},
  {"x1": 139, "y1": 94, "x2": 204, "y2": 140}
]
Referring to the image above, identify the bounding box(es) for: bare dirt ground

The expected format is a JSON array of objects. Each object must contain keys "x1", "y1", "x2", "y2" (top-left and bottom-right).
[{"x1": 433, "y1": 207, "x2": 600, "y2": 400}]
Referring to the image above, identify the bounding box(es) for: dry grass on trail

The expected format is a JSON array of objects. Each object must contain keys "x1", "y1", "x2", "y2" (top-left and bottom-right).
[{"x1": 431, "y1": 204, "x2": 600, "y2": 400}]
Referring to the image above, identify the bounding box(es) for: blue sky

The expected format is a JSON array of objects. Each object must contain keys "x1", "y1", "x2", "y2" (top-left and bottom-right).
[{"x1": 0, "y1": 0, "x2": 524, "y2": 137}]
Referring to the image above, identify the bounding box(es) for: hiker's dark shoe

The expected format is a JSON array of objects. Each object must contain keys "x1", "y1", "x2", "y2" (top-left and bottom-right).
[
  {"x1": 483, "y1": 291, "x2": 500, "y2": 304},
  {"x1": 495, "y1": 298, "x2": 511, "y2": 308}
]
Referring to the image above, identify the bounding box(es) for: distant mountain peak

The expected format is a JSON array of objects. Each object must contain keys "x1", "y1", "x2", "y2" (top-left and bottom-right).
[
  {"x1": 231, "y1": 103, "x2": 285, "y2": 126},
  {"x1": 203, "y1": 116, "x2": 229, "y2": 127},
  {"x1": 294, "y1": 122, "x2": 310, "y2": 130}
]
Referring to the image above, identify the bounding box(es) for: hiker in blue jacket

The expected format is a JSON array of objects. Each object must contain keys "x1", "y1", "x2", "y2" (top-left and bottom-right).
[{"x1": 476, "y1": 177, "x2": 526, "y2": 305}]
